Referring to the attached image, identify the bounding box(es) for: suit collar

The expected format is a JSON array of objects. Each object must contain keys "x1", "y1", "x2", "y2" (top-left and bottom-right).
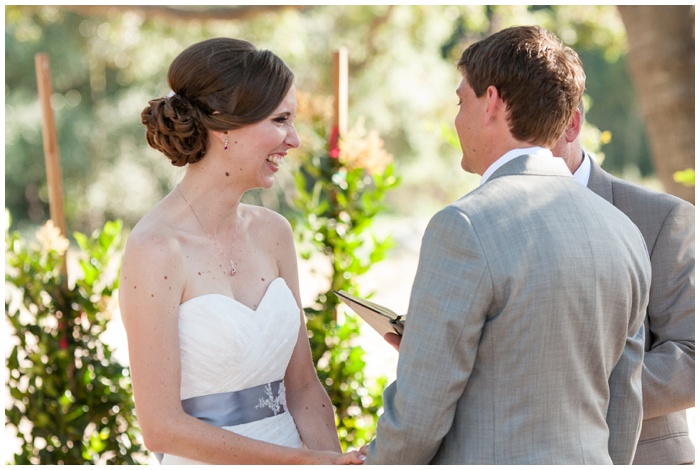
[
  {"x1": 480, "y1": 147, "x2": 552, "y2": 185},
  {"x1": 485, "y1": 153, "x2": 572, "y2": 184},
  {"x1": 585, "y1": 152, "x2": 614, "y2": 204}
]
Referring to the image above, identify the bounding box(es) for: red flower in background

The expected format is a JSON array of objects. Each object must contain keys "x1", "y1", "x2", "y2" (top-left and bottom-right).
[{"x1": 328, "y1": 125, "x2": 340, "y2": 158}]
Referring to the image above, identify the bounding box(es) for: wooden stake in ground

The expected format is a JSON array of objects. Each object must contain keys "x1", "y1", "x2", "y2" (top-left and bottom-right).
[
  {"x1": 331, "y1": 48, "x2": 348, "y2": 322},
  {"x1": 332, "y1": 47, "x2": 348, "y2": 136},
  {"x1": 35, "y1": 53, "x2": 74, "y2": 382},
  {"x1": 35, "y1": 53, "x2": 68, "y2": 247}
]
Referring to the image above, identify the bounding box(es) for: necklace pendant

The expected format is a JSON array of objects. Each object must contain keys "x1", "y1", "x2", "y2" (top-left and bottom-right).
[{"x1": 229, "y1": 261, "x2": 237, "y2": 277}]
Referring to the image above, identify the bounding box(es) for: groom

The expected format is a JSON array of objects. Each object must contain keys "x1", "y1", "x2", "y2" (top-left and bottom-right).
[{"x1": 363, "y1": 26, "x2": 651, "y2": 464}]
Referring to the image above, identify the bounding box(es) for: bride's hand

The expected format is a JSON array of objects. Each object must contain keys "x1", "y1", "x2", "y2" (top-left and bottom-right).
[
  {"x1": 308, "y1": 449, "x2": 366, "y2": 465},
  {"x1": 335, "y1": 449, "x2": 366, "y2": 465}
]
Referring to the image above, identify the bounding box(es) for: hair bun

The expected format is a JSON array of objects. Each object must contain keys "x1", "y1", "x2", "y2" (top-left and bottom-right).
[
  {"x1": 141, "y1": 95, "x2": 208, "y2": 166},
  {"x1": 142, "y1": 38, "x2": 294, "y2": 166}
]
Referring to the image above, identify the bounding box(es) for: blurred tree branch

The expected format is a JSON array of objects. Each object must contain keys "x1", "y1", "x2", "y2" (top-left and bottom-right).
[
  {"x1": 61, "y1": 5, "x2": 310, "y2": 22},
  {"x1": 356, "y1": 6, "x2": 395, "y2": 71}
]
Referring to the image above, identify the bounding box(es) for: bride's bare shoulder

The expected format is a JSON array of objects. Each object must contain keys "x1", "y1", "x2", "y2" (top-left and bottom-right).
[
  {"x1": 123, "y1": 208, "x2": 183, "y2": 266},
  {"x1": 241, "y1": 203, "x2": 292, "y2": 233}
]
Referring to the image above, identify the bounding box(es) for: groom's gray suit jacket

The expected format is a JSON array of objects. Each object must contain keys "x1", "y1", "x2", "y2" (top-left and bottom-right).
[
  {"x1": 586, "y1": 155, "x2": 695, "y2": 465},
  {"x1": 366, "y1": 155, "x2": 651, "y2": 464}
]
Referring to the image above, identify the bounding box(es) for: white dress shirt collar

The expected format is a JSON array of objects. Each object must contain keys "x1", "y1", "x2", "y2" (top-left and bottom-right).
[
  {"x1": 572, "y1": 151, "x2": 592, "y2": 186},
  {"x1": 480, "y1": 146, "x2": 554, "y2": 186}
]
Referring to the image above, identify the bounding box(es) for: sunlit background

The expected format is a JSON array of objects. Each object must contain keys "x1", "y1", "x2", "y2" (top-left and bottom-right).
[
  {"x1": 7, "y1": 5, "x2": 679, "y2": 236},
  {"x1": 5, "y1": 4, "x2": 695, "y2": 464}
]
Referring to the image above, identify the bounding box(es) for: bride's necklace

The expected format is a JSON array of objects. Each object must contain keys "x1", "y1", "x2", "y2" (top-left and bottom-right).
[{"x1": 177, "y1": 185, "x2": 237, "y2": 277}]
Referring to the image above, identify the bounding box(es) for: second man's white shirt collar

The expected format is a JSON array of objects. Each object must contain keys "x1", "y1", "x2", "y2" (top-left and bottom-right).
[{"x1": 572, "y1": 151, "x2": 592, "y2": 186}]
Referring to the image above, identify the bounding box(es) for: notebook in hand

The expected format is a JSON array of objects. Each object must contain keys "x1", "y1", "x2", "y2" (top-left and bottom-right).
[{"x1": 333, "y1": 290, "x2": 404, "y2": 337}]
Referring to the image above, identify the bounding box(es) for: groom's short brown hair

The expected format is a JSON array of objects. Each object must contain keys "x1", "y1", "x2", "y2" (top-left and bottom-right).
[{"x1": 458, "y1": 25, "x2": 585, "y2": 149}]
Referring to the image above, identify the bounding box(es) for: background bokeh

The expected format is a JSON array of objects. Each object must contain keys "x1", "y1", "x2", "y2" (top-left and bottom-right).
[
  {"x1": 8, "y1": 4, "x2": 691, "y2": 238},
  {"x1": 4, "y1": 4, "x2": 695, "y2": 464}
]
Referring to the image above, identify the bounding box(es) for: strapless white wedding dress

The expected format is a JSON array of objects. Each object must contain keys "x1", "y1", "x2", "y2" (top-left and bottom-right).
[{"x1": 159, "y1": 277, "x2": 304, "y2": 465}]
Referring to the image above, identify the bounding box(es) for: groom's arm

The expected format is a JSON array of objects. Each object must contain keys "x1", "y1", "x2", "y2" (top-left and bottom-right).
[
  {"x1": 606, "y1": 323, "x2": 644, "y2": 464},
  {"x1": 365, "y1": 207, "x2": 492, "y2": 464}
]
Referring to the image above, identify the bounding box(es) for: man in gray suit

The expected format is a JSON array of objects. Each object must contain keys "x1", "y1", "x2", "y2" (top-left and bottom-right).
[
  {"x1": 552, "y1": 106, "x2": 695, "y2": 465},
  {"x1": 364, "y1": 26, "x2": 651, "y2": 465}
]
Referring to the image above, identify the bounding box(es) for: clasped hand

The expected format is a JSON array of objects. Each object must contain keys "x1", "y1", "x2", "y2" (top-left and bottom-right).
[
  {"x1": 384, "y1": 332, "x2": 401, "y2": 351},
  {"x1": 318, "y1": 446, "x2": 367, "y2": 464}
]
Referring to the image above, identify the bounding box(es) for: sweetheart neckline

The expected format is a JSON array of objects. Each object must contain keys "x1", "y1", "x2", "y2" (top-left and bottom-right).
[{"x1": 179, "y1": 277, "x2": 287, "y2": 313}]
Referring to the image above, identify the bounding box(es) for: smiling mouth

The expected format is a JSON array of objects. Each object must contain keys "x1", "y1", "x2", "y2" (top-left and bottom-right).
[{"x1": 267, "y1": 155, "x2": 284, "y2": 167}]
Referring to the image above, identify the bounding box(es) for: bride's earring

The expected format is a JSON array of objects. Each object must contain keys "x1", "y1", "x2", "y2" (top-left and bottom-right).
[{"x1": 224, "y1": 137, "x2": 229, "y2": 150}]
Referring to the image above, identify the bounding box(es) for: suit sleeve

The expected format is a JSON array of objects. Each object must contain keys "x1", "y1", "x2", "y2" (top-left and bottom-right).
[
  {"x1": 365, "y1": 207, "x2": 492, "y2": 464},
  {"x1": 606, "y1": 323, "x2": 645, "y2": 464},
  {"x1": 642, "y1": 201, "x2": 695, "y2": 417}
]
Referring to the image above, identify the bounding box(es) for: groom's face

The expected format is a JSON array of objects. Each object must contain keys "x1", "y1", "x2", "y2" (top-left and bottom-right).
[{"x1": 454, "y1": 77, "x2": 485, "y2": 174}]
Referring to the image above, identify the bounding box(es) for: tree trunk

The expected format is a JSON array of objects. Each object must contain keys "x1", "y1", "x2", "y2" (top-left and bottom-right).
[{"x1": 617, "y1": 6, "x2": 695, "y2": 204}]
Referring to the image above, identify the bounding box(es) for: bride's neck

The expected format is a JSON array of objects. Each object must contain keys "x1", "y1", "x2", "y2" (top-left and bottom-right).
[{"x1": 176, "y1": 177, "x2": 241, "y2": 228}]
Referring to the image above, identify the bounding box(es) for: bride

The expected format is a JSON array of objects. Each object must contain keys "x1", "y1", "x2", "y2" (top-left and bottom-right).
[{"x1": 119, "y1": 37, "x2": 365, "y2": 465}]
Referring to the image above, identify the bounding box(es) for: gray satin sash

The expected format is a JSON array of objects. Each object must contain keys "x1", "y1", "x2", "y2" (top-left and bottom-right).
[{"x1": 155, "y1": 380, "x2": 287, "y2": 462}]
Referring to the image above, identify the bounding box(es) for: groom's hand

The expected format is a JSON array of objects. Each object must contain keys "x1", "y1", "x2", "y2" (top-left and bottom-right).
[{"x1": 383, "y1": 332, "x2": 401, "y2": 351}]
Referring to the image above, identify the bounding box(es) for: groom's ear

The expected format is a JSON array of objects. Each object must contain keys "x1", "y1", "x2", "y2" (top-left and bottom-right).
[
  {"x1": 563, "y1": 107, "x2": 582, "y2": 143},
  {"x1": 483, "y1": 85, "x2": 506, "y2": 128}
]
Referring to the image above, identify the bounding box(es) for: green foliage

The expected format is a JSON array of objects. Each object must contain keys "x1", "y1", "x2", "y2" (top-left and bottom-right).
[
  {"x1": 673, "y1": 168, "x2": 695, "y2": 187},
  {"x1": 291, "y1": 104, "x2": 400, "y2": 450},
  {"x1": 5, "y1": 212, "x2": 148, "y2": 464}
]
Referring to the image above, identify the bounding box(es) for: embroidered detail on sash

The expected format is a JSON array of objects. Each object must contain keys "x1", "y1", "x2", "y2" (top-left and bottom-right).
[{"x1": 256, "y1": 381, "x2": 286, "y2": 416}]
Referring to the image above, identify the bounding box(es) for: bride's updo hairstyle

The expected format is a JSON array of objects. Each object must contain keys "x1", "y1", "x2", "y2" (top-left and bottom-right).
[{"x1": 141, "y1": 38, "x2": 294, "y2": 166}]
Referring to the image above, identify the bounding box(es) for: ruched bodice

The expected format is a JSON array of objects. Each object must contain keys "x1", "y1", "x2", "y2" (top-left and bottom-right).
[{"x1": 160, "y1": 277, "x2": 304, "y2": 465}]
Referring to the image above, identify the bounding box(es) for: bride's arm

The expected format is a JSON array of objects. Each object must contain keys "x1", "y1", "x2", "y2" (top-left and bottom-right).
[
  {"x1": 119, "y1": 227, "x2": 191, "y2": 456},
  {"x1": 273, "y1": 216, "x2": 344, "y2": 453},
  {"x1": 119, "y1": 224, "x2": 355, "y2": 464},
  {"x1": 285, "y1": 318, "x2": 344, "y2": 452}
]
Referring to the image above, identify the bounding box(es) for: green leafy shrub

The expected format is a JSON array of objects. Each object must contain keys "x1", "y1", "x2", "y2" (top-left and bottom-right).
[
  {"x1": 5, "y1": 212, "x2": 148, "y2": 464},
  {"x1": 291, "y1": 94, "x2": 400, "y2": 450}
]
